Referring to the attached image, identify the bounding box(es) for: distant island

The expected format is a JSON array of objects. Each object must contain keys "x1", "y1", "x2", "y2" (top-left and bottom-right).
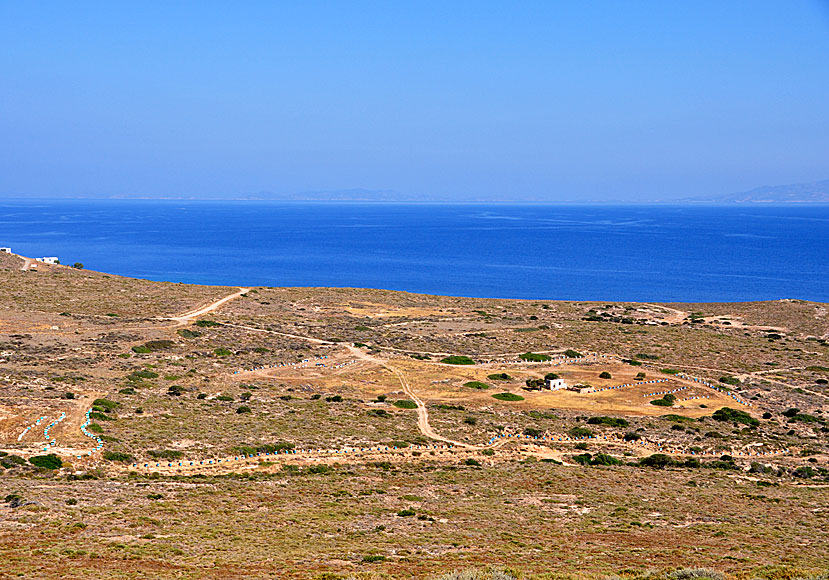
[{"x1": 682, "y1": 178, "x2": 829, "y2": 204}]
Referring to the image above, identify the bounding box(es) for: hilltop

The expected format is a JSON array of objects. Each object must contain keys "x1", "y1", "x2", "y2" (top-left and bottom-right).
[{"x1": 0, "y1": 254, "x2": 827, "y2": 579}]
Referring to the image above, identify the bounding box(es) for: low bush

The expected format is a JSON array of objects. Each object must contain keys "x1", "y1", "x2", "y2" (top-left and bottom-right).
[
  {"x1": 569, "y1": 426, "x2": 593, "y2": 438},
  {"x1": 440, "y1": 355, "x2": 475, "y2": 365},
  {"x1": 103, "y1": 451, "x2": 134, "y2": 463},
  {"x1": 236, "y1": 405, "x2": 252, "y2": 414},
  {"x1": 587, "y1": 416, "x2": 629, "y2": 428},
  {"x1": 491, "y1": 392, "x2": 524, "y2": 402},
  {"x1": 148, "y1": 449, "x2": 183, "y2": 460},
  {"x1": 214, "y1": 348, "x2": 233, "y2": 356},
  {"x1": 599, "y1": 371, "x2": 612, "y2": 379},
  {"x1": 177, "y1": 329, "x2": 201, "y2": 338},
  {"x1": 195, "y1": 320, "x2": 222, "y2": 327},
  {"x1": 29, "y1": 454, "x2": 62, "y2": 469},
  {"x1": 639, "y1": 454, "x2": 676, "y2": 468},
  {"x1": 564, "y1": 349, "x2": 582, "y2": 358},
  {"x1": 464, "y1": 381, "x2": 490, "y2": 390},
  {"x1": 519, "y1": 352, "x2": 551, "y2": 362},
  {"x1": 712, "y1": 407, "x2": 759, "y2": 426},
  {"x1": 719, "y1": 375, "x2": 741, "y2": 385},
  {"x1": 393, "y1": 399, "x2": 417, "y2": 409},
  {"x1": 487, "y1": 373, "x2": 512, "y2": 381}
]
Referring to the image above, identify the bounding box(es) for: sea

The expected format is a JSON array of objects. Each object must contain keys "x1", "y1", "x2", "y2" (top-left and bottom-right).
[{"x1": 1, "y1": 200, "x2": 827, "y2": 303}]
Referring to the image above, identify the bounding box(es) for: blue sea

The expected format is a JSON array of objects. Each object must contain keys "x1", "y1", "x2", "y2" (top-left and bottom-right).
[{"x1": 1, "y1": 200, "x2": 827, "y2": 302}]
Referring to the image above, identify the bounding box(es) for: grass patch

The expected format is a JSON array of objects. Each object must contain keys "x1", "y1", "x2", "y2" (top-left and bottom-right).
[
  {"x1": 440, "y1": 355, "x2": 475, "y2": 365},
  {"x1": 463, "y1": 381, "x2": 490, "y2": 390},
  {"x1": 491, "y1": 392, "x2": 524, "y2": 402}
]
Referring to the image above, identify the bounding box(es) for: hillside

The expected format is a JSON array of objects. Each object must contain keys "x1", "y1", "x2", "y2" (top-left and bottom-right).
[
  {"x1": 0, "y1": 259, "x2": 827, "y2": 579},
  {"x1": 683, "y1": 178, "x2": 829, "y2": 203}
]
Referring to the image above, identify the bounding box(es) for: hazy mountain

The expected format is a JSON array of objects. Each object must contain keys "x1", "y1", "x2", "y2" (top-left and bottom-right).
[{"x1": 683, "y1": 179, "x2": 829, "y2": 203}]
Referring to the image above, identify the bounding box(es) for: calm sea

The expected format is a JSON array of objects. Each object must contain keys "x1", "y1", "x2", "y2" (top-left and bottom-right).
[{"x1": 1, "y1": 200, "x2": 827, "y2": 302}]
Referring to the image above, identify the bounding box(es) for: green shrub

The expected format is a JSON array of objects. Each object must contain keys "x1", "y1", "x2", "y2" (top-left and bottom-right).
[
  {"x1": 650, "y1": 397, "x2": 674, "y2": 407},
  {"x1": 93, "y1": 398, "x2": 119, "y2": 410},
  {"x1": 639, "y1": 454, "x2": 676, "y2": 468},
  {"x1": 195, "y1": 320, "x2": 222, "y2": 327},
  {"x1": 87, "y1": 423, "x2": 103, "y2": 433},
  {"x1": 0, "y1": 454, "x2": 27, "y2": 468},
  {"x1": 564, "y1": 349, "x2": 582, "y2": 358},
  {"x1": 88, "y1": 412, "x2": 114, "y2": 421},
  {"x1": 440, "y1": 355, "x2": 475, "y2": 365},
  {"x1": 623, "y1": 432, "x2": 641, "y2": 441},
  {"x1": 543, "y1": 372, "x2": 559, "y2": 380},
  {"x1": 572, "y1": 453, "x2": 592, "y2": 465},
  {"x1": 103, "y1": 451, "x2": 134, "y2": 463},
  {"x1": 599, "y1": 371, "x2": 612, "y2": 379},
  {"x1": 524, "y1": 378, "x2": 545, "y2": 390},
  {"x1": 591, "y1": 453, "x2": 623, "y2": 466},
  {"x1": 569, "y1": 426, "x2": 593, "y2": 438},
  {"x1": 393, "y1": 399, "x2": 417, "y2": 409},
  {"x1": 519, "y1": 352, "x2": 551, "y2": 362},
  {"x1": 491, "y1": 392, "x2": 524, "y2": 402},
  {"x1": 464, "y1": 416, "x2": 478, "y2": 425},
  {"x1": 587, "y1": 416, "x2": 629, "y2": 428},
  {"x1": 660, "y1": 368, "x2": 681, "y2": 375},
  {"x1": 712, "y1": 407, "x2": 759, "y2": 426},
  {"x1": 719, "y1": 375, "x2": 741, "y2": 385},
  {"x1": 216, "y1": 394, "x2": 234, "y2": 402},
  {"x1": 148, "y1": 450, "x2": 183, "y2": 460},
  {"x1": 397, "y1": 508, "x2": 416, "y2": 517},
  {"x1": 214, "y1": 348, "x2": 233, "y2": 356},
  {"x1": 236, "y1": 405, "x2": 252, "y2": 414},
  {"x1": 128, "y1": 370, "x2": 158, "y2": 381},
  {"x1": 362, "y1": 554, "x2": 386, "y2": 563},
  {"x1": 118, "y1": 387, "x2": 136, "y2": 395},
  {"x1": 464, "y1": 458, "x2": 481, "y2": 466},
  {"x1": 177, "y1": 329, "x2": 201, "y2": 338},
  {"x1": 488, "y1": 373, "x2": 512, "y2": 381},
  {"x1": 29, "y1": 454, "x2": 62, "y2": 469},
  {"x1": 464, "y1": 381, "x2": 490, "y2": 390}
]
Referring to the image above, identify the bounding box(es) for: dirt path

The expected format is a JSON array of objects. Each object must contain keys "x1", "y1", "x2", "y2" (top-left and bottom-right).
[{"x1": 164, "y1": 287, "x2": 250, "y2": 326}]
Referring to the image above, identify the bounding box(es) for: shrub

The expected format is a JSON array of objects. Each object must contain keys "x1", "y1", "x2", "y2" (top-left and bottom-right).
[
  {"x1": 563, "y1": 349, "x2": 582, "y2": 358},
  {"x1": 0, "y1": 455, "x2": 27, "y2": 468},
  {"x1": 214, "y1": 348, "x2": 232, "y2": 357},
  {"x1": 147, "y1": 493, "x2": 164, "y2": 500},
  {"x1": 491, "y1": 392, "x2": 524, "y2": 402},
  {"x1": 660, "y1": 368, "x2": 681, "y2": 375},
  {"x1": 61, "y1": 391, "x2": 75, "y2": 400},
  {"x1": 325, "y1": 395, "x2": 343, "y2": 403},
  {"x1": 650, "y1": 398, "x2": 674, "y2": 407},
  {"x1": 397, "y1": 508, "x2": 416, "y2": 517},
  {"x1": 599, "y1": 371, "x2": 612, "y2": 379},
  {"x1": 148, "y1": 450, "x2": 183, "y2": 460},
  {"x1": 719, "y1": 376, "x2": 741, "y2": 385},
  {"x1": 197, "y1": 393, "x2": 207, "y2": 399},
  {"x1": 464, "y1": 416, "x2": 477, "y2": 425},
  {"x1": 29, "y1": 454, "x2": 62, "y2": 469},
  {"x1": 523, "y1": 427, "x2": 543, "y2": 438},
  {"x1": 488, "y1": 373, "x2": 512, "y2": 381},
  {"x1": 440, "y1": 355, "x2": 475, "y2": 365},
  {"x1": 236, "y1": 405, "x2": 252, "y2": 414},
  {"x1": 464, "y1": 381, "x2": 490, "y2": 390},
  {"x1": 587, "y1": 416, "x2": 629, "y2": 428},
  {"x1": 569, "y1": 426, "x2": 593, "y2": 438},
  {"x1": 93, "y1": 398, "x2": 119, "y2": 410},
  {"x1": 88, "y1": 412, "x2": 114, "y2": 421},
  {"x1": 362, "y1": 554, "x2": 387, "y2": 563},
  {"x1": 216, "y1": 394, "x2": 234, "y2": 402},
  {"x1": 544, "y1": 372, "x2": 559, "y2": 380},
  {"x1": 519, "y1": 352, "x2": 551, "y2": 362},
  {"x1": 128, "y1": 370, "x2": 158, "y2": 381},
  {"x1": 524, "y1": 378, "x2": 545, "y2": 390},
  {"x1": 393, "y1": 399, "x2": 417, "y2": 409},
  {"x1": 87, "y1": 423, "x2": 103, "y2": 433},
  {"x1": 572, "y1": 453, "x2": 592, "y2": 465},
  {"x1": 167, "y1": 385, "x2": 184, "y2": 396},
  {"x1": 623, "y1": 432, "x2": 641, "y2": 441},
  {"x1": 635, "y1": 372, "x2": 646, "y2": 379},
  {"x1": 464, "y1": 458, "x2": 481, "y2": 466},
  {"x1": 639, "y1": 454, "x2": 676, "y2": 468},
  {"x1": 793, "y1": 466, "x2": 816, "y2": 479},
  {"x1": 118, "y1": 387, "x2": 136, "y2": 395},
  {"x1": 195, "y1": 320, "x2": 222, "y2": 327},
  {"x1": 591, "y1": 453, "x2": 623, "y2": 466},
  {"x1": 103, "y1": 451, "x2": 134, "y2": 463},
  {"x1": 712, "y1": 407, "x2": 759, "y2": 426},
  {"x1": 177, "y1": 329, "x2": 201, "y2": 338}
]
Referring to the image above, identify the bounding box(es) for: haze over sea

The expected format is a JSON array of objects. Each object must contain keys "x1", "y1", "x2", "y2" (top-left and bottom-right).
[{"x1": 2, "y1": 200, "x2": 827, "y2": 303}]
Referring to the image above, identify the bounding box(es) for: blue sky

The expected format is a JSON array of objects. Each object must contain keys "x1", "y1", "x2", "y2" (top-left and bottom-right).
[{"x1": 2, "y1": 1, "x2": 828, "y2": 201}]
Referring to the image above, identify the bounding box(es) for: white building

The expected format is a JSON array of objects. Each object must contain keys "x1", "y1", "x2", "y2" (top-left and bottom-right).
[
  {"x1": 545, "y1": 378, "x2": 569, "y2": 391},
  {"x1": 0, "y1": 247, "x2": 11, "y2": 254},
  {"x1": 37, "y1": 257, "x2": 59, "y2": 265}
]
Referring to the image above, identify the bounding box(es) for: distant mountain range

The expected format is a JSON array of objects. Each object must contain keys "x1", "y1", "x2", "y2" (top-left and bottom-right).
[{"x1": 682, "y1": 179, "x2": 829, "y2": 203}]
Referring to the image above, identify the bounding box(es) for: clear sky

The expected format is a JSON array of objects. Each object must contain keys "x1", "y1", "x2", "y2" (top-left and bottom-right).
[{"x1": 2, "y1": 1, "x2": 828, "y2": 201}]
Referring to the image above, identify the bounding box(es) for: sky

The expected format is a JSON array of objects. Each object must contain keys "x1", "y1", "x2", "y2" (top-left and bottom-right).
[{"x1": 1, "y1": 1, "x2": 828, "y2": 201}]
